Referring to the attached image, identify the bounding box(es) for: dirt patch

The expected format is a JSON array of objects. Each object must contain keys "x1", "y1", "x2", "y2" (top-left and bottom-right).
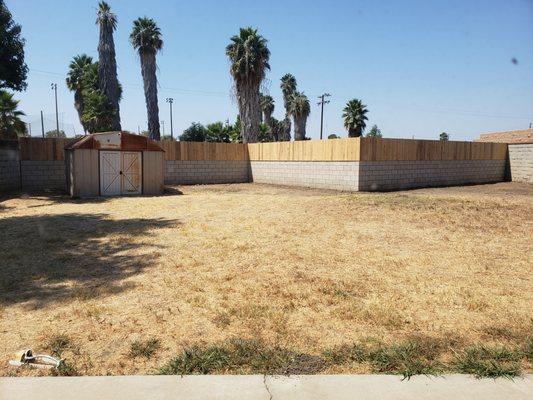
[{"x1": 284, "y1": 354, "x2": 327, "y2": 375}]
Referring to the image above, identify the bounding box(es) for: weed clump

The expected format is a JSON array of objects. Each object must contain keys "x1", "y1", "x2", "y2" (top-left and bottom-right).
[
  {"x1": 47, "y1": 334, "x2": 72, "y2": 358},
  {"x1": 366, "y1": 341, "x2": 441, "y2": 379},
  {"x1": 159, "y1": 338, "x2": 325, "y2": 375},
  {"x1": 51, "y1": 361, "x2": 79, "y2": 376},
  {"x1": 130, "y1": 338, "x2": 161, "y2": 359},
  {"x1": 454, "y1": 345, "x2": 522, "y2": 378},
  {"x1": 323, "y1": 339, "x2": 441, "y2": 379},
  {"x1": 159, "y1": 338, "x2": 529, "y2": 379}
]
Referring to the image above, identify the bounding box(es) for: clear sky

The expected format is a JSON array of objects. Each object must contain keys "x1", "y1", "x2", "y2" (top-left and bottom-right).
[{"x1": 6, "y1": 0, "x2": 533, "y2": 140}]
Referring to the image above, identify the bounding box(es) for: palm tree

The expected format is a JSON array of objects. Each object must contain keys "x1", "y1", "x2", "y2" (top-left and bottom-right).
[
  {"x1": 226, "y1": 27, "x2": 270, "y2": 143},
  {"x1": 96, "y1": 1, "x2": 121, "y2": 131},
  {"x1": 280, "y1": 73, "x2": 297, "y2": 141},
  {"x1": 342, "y1": 99, "x2": 368, "y2": 137},
  {"x1": 66, "y1": 54, "x2": 93, "y2": 133},
  {"x1": 130, "y1": 17, "x2": 163, "y2": 140},
  {"x1": 289, "y1": 91, "x2": 310, "y2": 141},
  {"x1": 260, "y1": 93, "x2": 275, "y2": 139},
  {"x1": 0, "y1": 90, "x2": 26, "y2": 139}
]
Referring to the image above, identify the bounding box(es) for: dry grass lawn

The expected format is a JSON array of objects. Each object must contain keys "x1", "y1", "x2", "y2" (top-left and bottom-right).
[{"x1": 0, "y1": 182, "x2": 532, "y2": 376}]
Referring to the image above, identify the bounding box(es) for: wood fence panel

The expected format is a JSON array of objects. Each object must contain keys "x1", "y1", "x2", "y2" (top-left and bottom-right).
[
  {"x1": 247, "y1": 138, "x2": 361, "y2": 161},
  {"x1": 360, "y1": 138, "x2": 507, "y2": 161},
  {"x1": 17, "y1": 137, "x2": 506, "y2": 162},
  {"x1": 19, "y1": 137, "x2": 71, "y2": 161},
  {"x1": 157, "y1": 141, "x2": 248, "y2": 161}
]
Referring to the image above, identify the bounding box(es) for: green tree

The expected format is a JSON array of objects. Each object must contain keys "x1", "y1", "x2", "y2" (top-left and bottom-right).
[
  {"x1": 342, "y1": 99, "x2": 368, "y2": 137},
  {"x1": 130, "y1": 17, "x2": 163, "y2": 140},
  {"x1": 366, "y1": 124, "x2": 382, "y2": 138},
  {"x1": 289, "y1": 91, "x2": 310, "y2": 141},
  {"x1": 205, "y1": 121, "x2": 231, "y2": 143},
  {"x1": 258, "y1": 123, "x2": 274, "y2": 142},
  {"x1": 45, "y1": 129, "x2": 66, "y2": 138},
  {"x1": 260, "y1": 94, "x2": 275, "y2": 140},
  {"x1": 96, "y1": 1, "x2": 121, "y2": 130},
  {"x1": 280, "y1": 74, "x2": 297, "y2": 141},
  {"x1": 79, "y1": 61, "x2": 118, "y2": 133},
  {"x1": 440, "y1": 132, "x2": 449, "y2": 141},
  {"x1": 0, "y1": 1, "x2": 27, "y2": 91},
  {"x1": 66, "y1": 54, "x2": 93, "y2": 133},
  {"x1": 0, "y1": 90, "x2": 26, "y2": 139},
  {"x1": 179, "y1": 122, "x2": 206, "y2": 142},
  {"x1": 228, "y1": 116, "x2": 242, "y2": 143},
  {"x1": 328, "y1": 134, "x2": 340, "y2": 139},
  {"x1": 226, "y1": 27, "x2": 270, "y2": 143}
]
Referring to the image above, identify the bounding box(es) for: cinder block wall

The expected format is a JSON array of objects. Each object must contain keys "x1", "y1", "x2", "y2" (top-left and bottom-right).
[
  {"x1": 508, "y1": 144, "x2": 533, "y2": 183},
  {"x1": 249, "y1": 160, "x2": 507, "y2": 192},
  {"x1": 250, "y1": 161, "x2": 359, "y2": 191},
  {"x1": 20, "y1": 161, "x2": 66, "y2": 191},
  {"x1": 358, "y1": 160, "x2": 507, "y2": 191},
  {"x1": 165, "y1": 160, "x2": 250, "y2": 185},
  {"x1": 0, "y1": 148, "x2": 20, "y2": 192}
]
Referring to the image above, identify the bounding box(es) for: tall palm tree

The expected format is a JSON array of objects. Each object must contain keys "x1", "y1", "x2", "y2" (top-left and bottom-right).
[
  {"x1": 130, "y1": 17, "x2": 163, "y2": 140},
  {"x1": 226, "y1": 27, "x2": 270, "y2": 143},
  {"x1": 96, "y1": 1, "x2": 121, "y2": 130},
  {"x1": 280, "y1": 73, "x2": 297, "y2": 141},
  {"x1": 342, "y1": 99, "x2": 368, "y2": 137},
  {"x1": 0, "y1": 90, "x2": 26, "y2": 139},
  {"x1": 260, "y1": 93, "x2": 275, "y2": 139},
  {"x1": 289, "y1": 91, "x2": 310, "y2": 141},
  {"x1": 66, "y1": 54, "x2": 93, "y2": 133}
]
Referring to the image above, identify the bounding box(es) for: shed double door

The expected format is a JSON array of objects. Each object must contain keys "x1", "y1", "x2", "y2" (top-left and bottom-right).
[{"x1": 100, "y1": 151, "x2": 142, "y2": 196}]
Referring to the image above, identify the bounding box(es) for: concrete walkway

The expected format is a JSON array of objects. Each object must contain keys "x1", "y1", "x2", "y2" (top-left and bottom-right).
[{"x1": 1, "y1": 375, "x2": 532, "y2": 399}]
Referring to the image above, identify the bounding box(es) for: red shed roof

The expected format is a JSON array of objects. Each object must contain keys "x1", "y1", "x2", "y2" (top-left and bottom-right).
[{"x1": 66, "y1": 131, "x2": 164, "y2": 151}]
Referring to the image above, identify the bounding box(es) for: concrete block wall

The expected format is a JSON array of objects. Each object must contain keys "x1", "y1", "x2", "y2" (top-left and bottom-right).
[
  {"x1": 358, "y1": 160, "x2": 506, "y2": 191},
  {"x1": 508, "y1": 144, "x2": 533, "y2": 183},
  {"x1": 250, "y1": 161, "x2": 359, "y2": 191},
  {"x1": 20, "y1": 161, "x2": 66, "y2": 191},
  {"x1": 165, "y1": 160, "x2": 250, "y2": 185},
  {"x1": 249, "y1": 159, "x2": 507, "y2": 192},
  {"x1": 0, "y1": 148, "x2": 20, "y2": 192}
]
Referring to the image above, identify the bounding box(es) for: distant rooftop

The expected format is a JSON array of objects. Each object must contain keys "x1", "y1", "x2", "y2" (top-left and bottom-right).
[{"x1": 476, "y1": 128, "x2": 533, "y2": 144}]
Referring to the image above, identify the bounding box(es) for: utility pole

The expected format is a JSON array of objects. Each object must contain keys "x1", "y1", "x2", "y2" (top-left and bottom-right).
[
  {"x1": 51, "y1": 83, "x2": 59, "y2": 134},
  {"x1": 27, "y1": 123, "x2": 31, "y2": 136},
  {"x1": 161, "y1": 120, "x2": 165, "y2": 136},
  {"x1": 317, "y1": 93, "x2": 331, "y2": 140},
  {"x1": 40, "y1": 110, "x2": 45, "y2": 137},
  {"x1": 166, "y1": 98, "x2": 174, "y2": 140}
]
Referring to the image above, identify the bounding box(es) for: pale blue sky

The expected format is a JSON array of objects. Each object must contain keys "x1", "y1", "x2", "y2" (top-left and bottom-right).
[{"x1": 6, "y1": 0, "x2": 533, "y2": 140}]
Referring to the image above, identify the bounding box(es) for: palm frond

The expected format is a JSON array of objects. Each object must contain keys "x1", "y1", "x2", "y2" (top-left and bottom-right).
[
  {"x1": 289, "y1": 91, "x2": 310, "y2": 117},
  {"x1": 130, "y1": 17, "x2": 163, "y2": 54},
  {"x1": 226, "y1": 27, "x2": 270, "y2": 84},
  {"x1": 96, "y1": 1, "x2": 117, "y2": 30}
]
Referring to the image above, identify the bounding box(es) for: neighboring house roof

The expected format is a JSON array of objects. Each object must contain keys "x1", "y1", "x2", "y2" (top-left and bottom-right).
[
  {"x1": 476, "y1": 129, "x2": 533, "y2": 144},
  {"x1": 66, "y1": 131, "x2": 164, "y2": 151}
]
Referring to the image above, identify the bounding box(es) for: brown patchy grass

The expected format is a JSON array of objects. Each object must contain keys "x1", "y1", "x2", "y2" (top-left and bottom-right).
[{"x1": 0, "y1": 182, "x2": 531, "y2": 376}]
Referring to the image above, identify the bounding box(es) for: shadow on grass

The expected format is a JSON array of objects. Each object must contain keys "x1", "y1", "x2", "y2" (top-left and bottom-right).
[
  {"x1": 0, "y1": 213, "x2": 178, "y2": 308},
  {"x1": 1, "y1": 191, "x2": 117, "y2": 207}
]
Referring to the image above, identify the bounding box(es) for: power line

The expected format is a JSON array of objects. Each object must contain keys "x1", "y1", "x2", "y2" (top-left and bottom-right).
[
  {"x1": 28, "y1": 68, "x2": 532, "y2": 121},
  {"x1": 29, "y1": 68, "x2": 228, "y2": 97}
]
